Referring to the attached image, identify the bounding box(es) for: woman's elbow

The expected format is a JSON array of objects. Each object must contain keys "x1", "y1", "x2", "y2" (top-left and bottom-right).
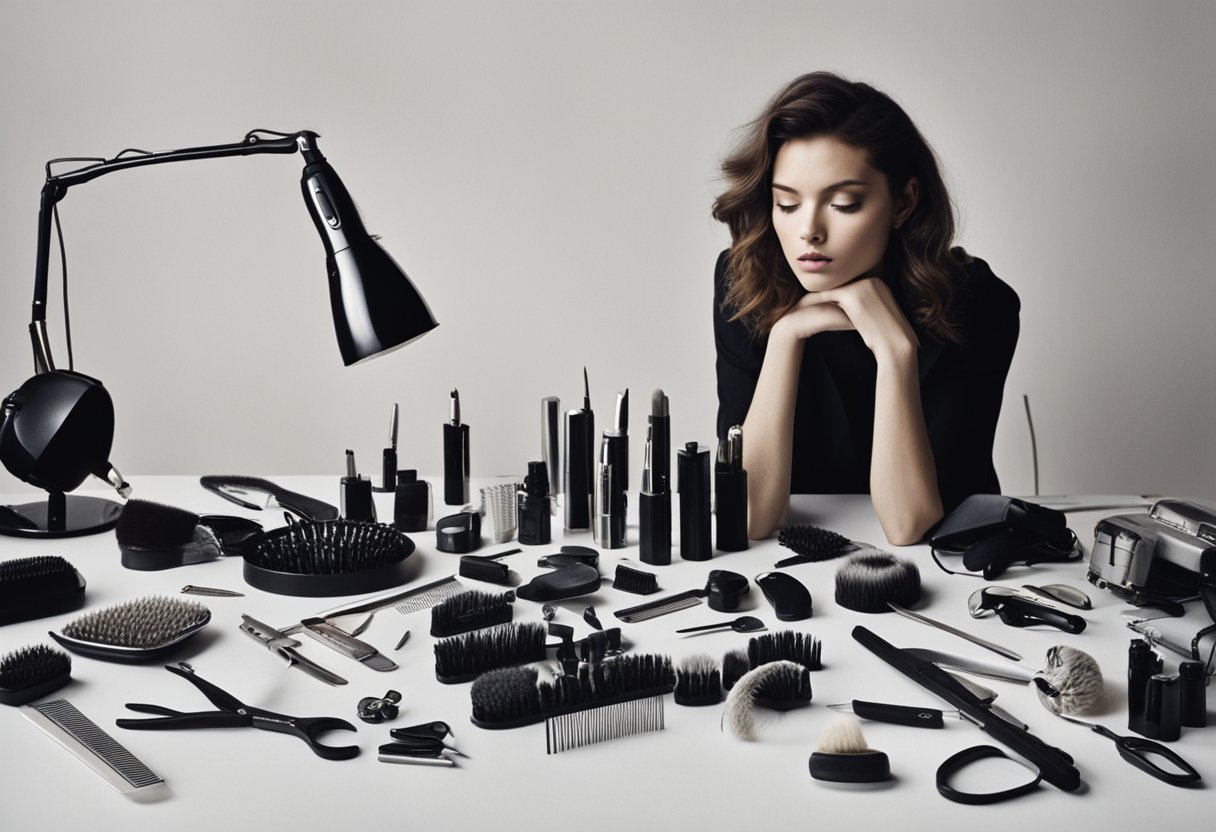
[{"x1": 878, "y1": 508, "x2": 942, "y2": 547}]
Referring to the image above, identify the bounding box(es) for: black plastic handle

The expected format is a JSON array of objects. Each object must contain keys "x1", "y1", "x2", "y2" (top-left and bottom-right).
[
  {"x1": 851, "y1": 700, "x2": 945, "y2": 729},
  {"x1": 996, "y1": 596, "x2": 1087, "y2": 634}
]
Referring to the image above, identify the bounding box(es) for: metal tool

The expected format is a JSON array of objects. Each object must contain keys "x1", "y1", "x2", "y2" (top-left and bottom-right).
[
  {"x1": 378, "y1": 720, "x2": 467, "y2": 766},
  {"x1": 903, "y1": 648, "x2": 1036, "y2": 685},
  {"x1": 239, "y1": 614, "x2": 347, "y2": 686},
  {"x1": 297, "y1": 617, "x2": 396, "y2": 671},
  {"x1": 888, "y1": 602, "x2": 1022, "y2": 661},
  {"x1": 180, "y1": 585, "x2": 244, "y2": 598},
  {"x1": 117, "y1": 663, "x2": 359, "y2": 760},
  {"x1": 676, "y1": 615, "x2": 767, "y2": 635},
  {"x1": 1053, "y1": 713, "x2": 1201, "y2": 786},
  {"x1": 968, "y1": 587, "x2": 1087, "y2": 633}
]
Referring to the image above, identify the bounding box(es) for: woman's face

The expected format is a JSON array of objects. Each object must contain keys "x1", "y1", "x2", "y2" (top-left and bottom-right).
[{"x1": 770, "y1": 135, "x2": 914, "y2": 292}]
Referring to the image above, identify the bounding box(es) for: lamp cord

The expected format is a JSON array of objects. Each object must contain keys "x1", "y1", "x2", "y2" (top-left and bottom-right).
[{"x1": 52, "y1": 203, "x2": 73, "y2": 371}]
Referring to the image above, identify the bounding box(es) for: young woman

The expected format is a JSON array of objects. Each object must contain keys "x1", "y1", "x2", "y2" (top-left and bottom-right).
[{"x1": 712, "y1": 72, "x2": 1019, "y2": 545}]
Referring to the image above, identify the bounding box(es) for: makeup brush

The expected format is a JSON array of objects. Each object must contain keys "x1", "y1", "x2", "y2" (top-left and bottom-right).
[
  {"x1": 722, "y1": 660, "x2": 813, "y2": 740},
  {"x1": 809, "y1": 715, "x2": 892, "y2": 783}
]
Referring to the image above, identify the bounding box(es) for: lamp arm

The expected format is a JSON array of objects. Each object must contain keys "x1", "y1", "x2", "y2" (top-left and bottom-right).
[{"x1": 29, "y1": 129, "x2": 321, "y2": 373}]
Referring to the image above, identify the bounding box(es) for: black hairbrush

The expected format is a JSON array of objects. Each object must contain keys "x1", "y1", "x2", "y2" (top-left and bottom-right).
[
  {"x1": 613, "y1": 563, "x2": 659, "y2": 595},
  {"x1": 0, "y1": 644, "x2": 72, "y2": 706},
  {"x1": 430, "y1": 590, "x2": 515, "y2": 637},
  {"x1": 470, "y1": 666, "x2": 545, "y2": 729},
  {"x1": 433, "y1": 622, "x2": 547, "y2": 684},
  {"x1": 775, "y1": 524, "x2": 856, "y2": 567},
  {"x1": 834, "y1": 550, "x2": 921, "y2": 613},
  {"x1": 0, "y1": 555, "x2": 86, "y2": 625},
  {"x1": 244, "y1": 517, "x2": 415, "y2": 597},
  {"x1": 116, "y1": 499, "x2": 261, "y2": 570}
]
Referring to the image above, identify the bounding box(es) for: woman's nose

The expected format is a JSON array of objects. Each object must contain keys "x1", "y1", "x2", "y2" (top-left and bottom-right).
[{"x1": 799, "y1": 210, "x2": 825, "y2": 244}]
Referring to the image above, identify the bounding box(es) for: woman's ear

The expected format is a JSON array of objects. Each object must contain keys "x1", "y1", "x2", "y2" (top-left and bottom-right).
[{"x1": 893, "y1": 177, "x2": 919, "y2": 229}]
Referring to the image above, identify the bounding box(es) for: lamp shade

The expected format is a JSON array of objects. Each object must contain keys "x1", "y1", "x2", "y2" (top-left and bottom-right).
[{"x1": 302, "y1": 158, "x2": 438, "y2": 365}]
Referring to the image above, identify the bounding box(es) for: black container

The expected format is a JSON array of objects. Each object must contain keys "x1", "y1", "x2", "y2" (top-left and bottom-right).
[
  {"x1": 564, "y1": 408, "x2": 593, "y2": 531},
  {"x1": 640, "y1": 491, "x2": 672, "y2": 566},
  {"x1": 1127, "y1": 638, "x2": 1162, "y2": 736},
  {"x1": 443, "y1": 422, "x2": 470, "y2": 506},
  {"x1": 1178, "y1": 661, "x2": 1207, "y2": 728},
  {"x1": 518, "y1": 461, "x2": 552, "y2": 546},
  {"x1": 341, "y1": 475, "x2": 376, "y2": 522},
  {"x1": 1143, "y1": 674, "x2": 1182, "y2": 742},
  {"x1": 715, "y1": 468, "x2": 748, "y2": 552},
  {"x1": 393, "y1": 470, "x2": 431, "y2": 533},
  {"x1": 678, "y1": 442, "x2": 711, "y2": 561}
]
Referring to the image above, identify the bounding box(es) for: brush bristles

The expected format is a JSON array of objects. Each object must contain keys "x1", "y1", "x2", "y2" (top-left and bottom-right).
[
  {"x1": 1035, "y1": 645, "x2": 1105, "y2": 715},
  {"x1": 675, "y1": 654, "x2": 722, "y2": 706},
  {"x1": 470, "y1": 666, "x2": 543, "y2": 728},
  {"x1": 60, "y1": 597, "x2": 209, "y2": 649},
  {"x1": 0, "y1": 645, "x2": 70, "y2": 691},
  {"x1": 816, "y1": 715, "x2": 870, "y2": 753},
  {"x1": 0, "y1": 556, "x2": 81, "y2": 598},
  {"x1": 250, "y1": 520, "x2": 409, "y2": 574},
  {"x1": 748, "y1": 630, "x2": 822, "y2": 671},
  {"x1": 114, "y1": 499, "x2": 200, "y2": 547},
  {"x1": 723, "y1": 660, "x2": 812, "y2": 739},
  {"x1": 430, "y1": 589, "x2": 514, "y2": 637},
  {"x1": 433, "y1": 622, "x2": 547, "y2": 684},
  {"x1": 722, "y1": 649, "x2": 750, "y2": 690},
  {"x1": 834, "y1": 550, "x2": 921, "y2": 612},
  {"x1": 777, "y1": 525, "x2": 853, "y2": 561},
  {"x1": 613, "y1": 564, "x2": 659, "y2": 595},
  {"x1": 538, "y1": 654, "x2": 675, "y2": 714}
]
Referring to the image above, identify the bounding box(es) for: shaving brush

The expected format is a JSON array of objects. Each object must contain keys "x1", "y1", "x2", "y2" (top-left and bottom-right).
[
  {"x1": 1033, "y1": 645, "x2": 1105, "y2": 715},
  {"x1": 809, "y1": 715, "x2": 892, "y2": 782}
]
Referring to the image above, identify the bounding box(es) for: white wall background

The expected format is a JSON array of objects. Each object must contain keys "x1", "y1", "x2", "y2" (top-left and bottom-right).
[{"x1": 1, "y1": 0, "x2": 1213, "y2": 502}]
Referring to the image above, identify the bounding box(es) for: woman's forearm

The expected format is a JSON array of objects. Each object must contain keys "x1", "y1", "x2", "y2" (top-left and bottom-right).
[
  {"x1": 870, "y1": 346, "x2": 943, "y2": 545},
  {"x1": 741, "y1": 324, "x2": 803, "y2": 539}
]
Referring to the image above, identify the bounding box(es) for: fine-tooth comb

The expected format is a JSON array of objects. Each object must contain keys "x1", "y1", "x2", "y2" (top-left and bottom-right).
[
  {"x1": 22, "y1": 698, "x2": 164, "y2": 793},
  {"x1": 613, "y1": 588, "x2": 705, "y2": 623}
]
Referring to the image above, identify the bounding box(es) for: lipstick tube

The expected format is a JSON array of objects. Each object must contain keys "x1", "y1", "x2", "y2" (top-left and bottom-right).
[
  {"x1": 594, "y1": 435, "x2": 626, "y2": 549},
  {"x1": 541, "y1": 397, "x2": 562, "y2": 499},
  {"x1": 639, "y1": 426, "x2": 671, "y2": 565},
  {"x1": 443, "y1": 388, "x2": 470, "y2": 506},
  {"x1": 678, "y1": 441, "x2": 711, "y2": 561},
  {"x1": 563, "y1": 369, "x2": 594, "y2": 531}
]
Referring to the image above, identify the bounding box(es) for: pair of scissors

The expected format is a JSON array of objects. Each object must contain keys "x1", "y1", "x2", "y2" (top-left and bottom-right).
[
  {"x1": 1056, "y1": 714, "x2": 1201, "y2": 786},
  {"x1": 115, "y1": 663, "x2": 359, "y2": 760}
]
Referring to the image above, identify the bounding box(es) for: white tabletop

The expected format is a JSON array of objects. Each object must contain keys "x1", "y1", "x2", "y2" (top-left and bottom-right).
[{"x1": 1, "y1": 477, "x2": 1211, "y2": 831}]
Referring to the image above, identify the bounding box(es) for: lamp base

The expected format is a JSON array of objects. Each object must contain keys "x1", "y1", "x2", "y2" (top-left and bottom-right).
[{"x1": 0, "y1": 492, "x2": 123, "y2": 538}]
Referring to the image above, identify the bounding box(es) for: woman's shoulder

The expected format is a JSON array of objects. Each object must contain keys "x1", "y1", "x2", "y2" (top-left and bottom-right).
[{"x1": 952, "y1": 249, "x2": 1020, "y2": 315}]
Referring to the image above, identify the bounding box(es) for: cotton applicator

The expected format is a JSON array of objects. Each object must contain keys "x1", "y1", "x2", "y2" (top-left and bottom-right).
[{"x1": 809, "y1": 715, "x2": 892, "y2": 783}]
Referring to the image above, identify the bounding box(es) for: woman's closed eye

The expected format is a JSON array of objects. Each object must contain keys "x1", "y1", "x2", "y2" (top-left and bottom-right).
[{"x1": 830, "y1": 201, "x2": 862, "y2": 213}]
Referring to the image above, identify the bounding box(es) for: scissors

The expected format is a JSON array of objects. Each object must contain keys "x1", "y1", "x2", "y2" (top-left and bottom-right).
[
  {"x1": 1056, "y1": 714, "x2": 1201, "y2": 786},
  {"x1": 116, "y1": 663, "x2": 360, "y2": 760}
]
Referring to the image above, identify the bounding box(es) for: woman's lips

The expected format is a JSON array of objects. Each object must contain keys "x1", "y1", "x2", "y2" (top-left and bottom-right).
[{"x1": 796, "y1": 255, "x2": 832, "y2": 273}]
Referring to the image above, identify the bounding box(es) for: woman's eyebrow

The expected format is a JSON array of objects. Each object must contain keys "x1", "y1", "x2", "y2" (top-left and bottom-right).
[{"x1": 771, "y1": 179, "x2": 870, "y2": 196}]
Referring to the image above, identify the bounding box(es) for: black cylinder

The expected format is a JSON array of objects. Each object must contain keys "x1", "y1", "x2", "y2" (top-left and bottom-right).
[
  {"x1": 715, "y1": 469, "x2": 748, "y2": 552},
  {"x1": 1178, "y1": 661, "x2": 1207, "y2": 728},
  {"x1": 1127, "y1": 638, "x2": 1162, "y2": 736},
  {"x1": 518, "y1": 461, "x2": 552, "y2": 546},
  {"x1": 678, "y1": 442, "x2": 711, "y2": 561},
  {"x1": 1143, "y1": 673, "x2": 1182, "y2": 742},
  {"x1": 639, "y1": 491, "x2": 672, "y2": 565}
]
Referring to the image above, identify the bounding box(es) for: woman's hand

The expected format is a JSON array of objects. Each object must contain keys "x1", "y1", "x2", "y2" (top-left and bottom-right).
[
  {"x1": 771, "y1": 291, "x2": 855, "y2": 343},
  {"x1": 801, "y1": 277, "x2": 919, "y2": 363}
]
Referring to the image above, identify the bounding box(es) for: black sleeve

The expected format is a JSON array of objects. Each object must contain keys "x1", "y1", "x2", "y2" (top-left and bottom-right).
[
  {"x1": 713, "y1": 250, "x2": 765, "y2": 440},
  {"x1": 923, "y1": 257, "x2": 1021, "y2": 514}
]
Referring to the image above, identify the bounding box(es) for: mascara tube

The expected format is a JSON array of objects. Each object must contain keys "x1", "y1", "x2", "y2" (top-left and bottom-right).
[
  {"x1": 376, "y1": 403, "x2": 399, "y2": 492},
  {"x1": 678, "y1": 441, "x2": 711, "y2": 561},
  {"x1": 613, "y1": 390, "x2": 629, "y2": 486},
  {"x1": 443, "y1": 388, "x2": 470, "y2": 506},
  {"x1": 594, "y1": 434, "x2": 626, "y2": 549},
  {"x1": 639, "y1": 425, "x2": 671, "y2": 565},
  {"x1": 541, "y1": 396, "x2": 562, "y2": 499},
  {"x1": 564, "y1": 369, "x2": 594, "y2": 531},
  {"x1": 715, "y1": 425, "x2": 748, "y2": 552}
]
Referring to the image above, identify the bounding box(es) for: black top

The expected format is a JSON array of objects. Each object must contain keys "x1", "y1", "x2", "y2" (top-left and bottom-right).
[{"x1": 713, "y1": 250, "x2": 1020, "y2": 515}]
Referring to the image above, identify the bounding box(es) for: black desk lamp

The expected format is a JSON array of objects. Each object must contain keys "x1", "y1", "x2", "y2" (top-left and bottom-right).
[{"x1": 0, "y1": 129, "x2": 438, "y2": 538}]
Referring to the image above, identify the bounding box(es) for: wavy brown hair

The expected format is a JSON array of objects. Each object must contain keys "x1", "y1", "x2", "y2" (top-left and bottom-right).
[{"x1": 713, "y1": 72, "x2": 966, "y2": 343}]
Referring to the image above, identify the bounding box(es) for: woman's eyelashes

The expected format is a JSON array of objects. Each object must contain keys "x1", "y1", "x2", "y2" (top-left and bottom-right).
[{"x1": 773, "y1": 201, "x2": 863, "y2": 214}]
